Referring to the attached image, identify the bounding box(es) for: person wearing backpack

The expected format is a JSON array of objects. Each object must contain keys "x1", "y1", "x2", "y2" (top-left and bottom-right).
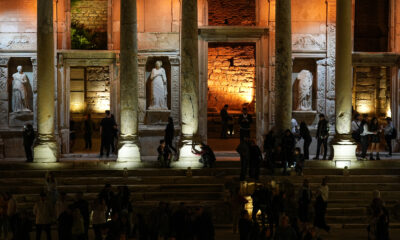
[{"x1": 384, "y1": 117, "x2": 396, "y2": 157}]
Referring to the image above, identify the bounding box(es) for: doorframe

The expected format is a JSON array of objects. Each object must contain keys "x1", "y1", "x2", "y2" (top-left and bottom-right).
[{"x1": 198, "y1": 26, "x2": 269, "y2": 146}]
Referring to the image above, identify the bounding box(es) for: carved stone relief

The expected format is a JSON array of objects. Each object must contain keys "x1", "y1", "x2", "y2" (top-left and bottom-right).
[
  {"x1": 294, "y1": 70, "x2": 313, "y2": 111},
  {"x1": 292, "y1": 34, "x2": 326, "y2": 51}
]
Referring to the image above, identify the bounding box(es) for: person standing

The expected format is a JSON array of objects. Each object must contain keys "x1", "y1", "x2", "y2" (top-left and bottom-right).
[
  {"x1": 281, "y1": 130, "x2": 296, "y2": 174},
  {"x1": 360, "y1": 116, "x2": 375, "y2": 161},
  {"x1": 351, "y1": 113, "x2": 362, "y2": 154},
  {"x1": 314, "y1": 177, "x2": 330, "y2": 232},
  {"x1": 299, "y1": 122, "x2": 312, "y2": 160},
  {"x1": 165, "y1": 117, "x2": 177, "y2": 154},
  {"x1": 291, "y1": 117, "x2": 299, "y2": 135},
  {"x1": 220, "y1": 105, "x2": 229, "y2": 139},
  {"x1": 369, "y1": 117, "x2": 381, "y2": 160},
  {"x1": 56, "y1": 192, "x2": 71, "y2": 240},
  {"x1": 6, "y1": 193, "x2": 17, "y2": 238},
  {"x1": 23, "y1": 124, "x2": 35, "y2": 162},
  {"x1": 45, "y1": 172, "x2": 57, "y2": 205},
  {"x1": 33, "y1": 192, "x2": 53, "y2": 240},
  {"x1": 100, "y1": 110, "x2": 117, "y2": 157},
  {"x1": 314, "y1": 114, "x2": 329, "y2": 160},
  {"x1": 83, "y1": 114, "x2": 94, "y2": 150},
  {"x1": 157, "y1": 140, "x2": 172, "y2": 168},
  {"x1": 384, "y1": 117, "x2": 395, "y2": 157},
  {"x1": 236, "y1": 139, "x2": 251, "y2": 181},
  {"x1": 238, "y1": 108, "x2": 252, "y2": 140},
  {"x1": 298, "y1": 179, "x2": 312, "y2": 223},
  {"x1": 249, "y1": 140, "x2": 263, "y2": 180},
  {"x1": 72, "y1": 192, "x2": 89, "y2": 240}
]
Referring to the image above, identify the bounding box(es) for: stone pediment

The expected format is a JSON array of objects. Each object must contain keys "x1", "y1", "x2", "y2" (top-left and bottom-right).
[{"x1": 292, "y1": 34, "x2": 326, "y2": 51}]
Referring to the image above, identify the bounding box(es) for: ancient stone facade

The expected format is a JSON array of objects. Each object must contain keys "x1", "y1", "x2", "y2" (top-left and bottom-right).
[
  {"x1": 353, "y1": 67, "x2": 391, "y2": 118},
  {"x1": 207, "y1": 43, "x2": 256, "y2": 112},
  {"x1": 208, "y1": 0, "x2": 256, "y2": 26},
  {"x1": 71, "y1": 0, "x2": 108, "y2": 33}
]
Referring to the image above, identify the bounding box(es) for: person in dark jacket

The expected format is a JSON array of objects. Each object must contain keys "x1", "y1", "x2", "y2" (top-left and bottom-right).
[
  {"x1": 23, "y1": 124, "x2": 35, "y2": 162},
  {"x1": 220, "y1": 104, "x2": 229, "y2": 139},
  {"x1": 84, "y1": 114, "x2": 94, "y2": 150},
  {"x1": 281, "y1": 129, "x2": 296, "y2": 174},
  {"x1": 72, "y1": 192, "x2": 89, "y2": 239},
  {"x1": 100, "y1": 110, "x2": 117, "y2": 157},
  {"x1": 238, "y1": 210, "x2": 252, "y2": 240},
  {"x1": 193, "y1": 207, "x2": 214, "y2": 240},
  {"x1": 263, "y1": 130, "x2": 275, "y2": 170},
  {"x1": 165, "y1": 117, "x2": 177, "y2": 154},
  {"x1": 299, "y1": 122, "x2": 312, "y2": 160},
  {"x1": 239, "y1": 108, "x2": 252, "y2": 140},
  {"x1": 298, "y1": 179, "x2": 312, "y2": 223},
  {"x1": 314, "y1": 114, "x2": 329, "y2": 160},
  {"x1": 249, "y1": 140, "x2": 263, "y2": 180},
  {"x1": 237, "y1": 139, "x2": 251, "y2": 181}
]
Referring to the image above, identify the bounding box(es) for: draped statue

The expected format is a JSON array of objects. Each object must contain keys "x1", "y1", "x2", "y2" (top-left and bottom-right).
[
  {"x1": 12, "y1": 66, "x2": 31, "y2": 112},
  {"x1": 148, "y1": 61, "x2": 168, "y2": 110},
  {"x1": 295, "y1": 70, "x2": 313, "y2": 111}
]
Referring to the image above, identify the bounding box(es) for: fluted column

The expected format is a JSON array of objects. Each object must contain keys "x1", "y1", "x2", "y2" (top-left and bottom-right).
[
  {"x1": 34, "y1": 0, "x2": 57, "y2": 162},
  {"x1": 332, "y1": 0, "x2": 357, "y2": 162},
  {"x1": 176, "y1": 0, "x2": 202, "y2": 168},
  {"x1": 117, "y1": 0, "x2": 141, "y2": 162},
  {"x1": 274, "y1": 0, "x2": 292, "y2": 133}
]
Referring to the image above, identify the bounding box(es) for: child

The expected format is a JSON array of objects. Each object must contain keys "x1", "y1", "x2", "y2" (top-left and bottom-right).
[
  {"x1": 157, "y1": 140, "x2": 171, "y2": 168},
  {"x1": 294, "y1": 147, "x2": 305, "y2": 176}
]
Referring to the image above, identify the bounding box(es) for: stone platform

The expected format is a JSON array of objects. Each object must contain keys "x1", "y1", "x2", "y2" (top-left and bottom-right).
[{"x1": 0, "y1": 159, "x2": 399, "y2": 232}]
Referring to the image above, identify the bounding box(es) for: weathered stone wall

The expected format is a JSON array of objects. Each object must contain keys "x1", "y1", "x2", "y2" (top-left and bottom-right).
[
  {"x1": 208, "y1": 43, "x2": 256, "y2": 112},
  {"x1": 71, "y1": 0, "x2": 108, "y2": 32},
  {"x1": 353, "y1": 66, "x2": 391, "y2": 118},
  {"x1": 86, "y1": 66, "x2": 110, "y2": 113},
  {"x1": 208, "y1": 0, "x2": 256, "y2": 26},
  {"x1": 0, "y1": 0, "x2": 37, "y2": 50}
]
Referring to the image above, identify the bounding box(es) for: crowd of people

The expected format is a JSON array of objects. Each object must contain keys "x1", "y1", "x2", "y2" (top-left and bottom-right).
[
  {"x1": 0, "y1": 178, "x2": 216, "y2": 240},
  {"x1": 351, "y1": 114, "x2": 396, "y2": 160}
]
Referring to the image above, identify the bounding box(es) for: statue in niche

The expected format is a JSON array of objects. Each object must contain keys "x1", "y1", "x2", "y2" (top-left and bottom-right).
[
  {"x1": 148, "y1": 60, "x2": 168, "y2": 110},
  {"x1": 12, "y1": 66, "x2": 31, "y2": 112},
  {"x1": 295, "y1": 70, "x2": 313, "y2": 111}
]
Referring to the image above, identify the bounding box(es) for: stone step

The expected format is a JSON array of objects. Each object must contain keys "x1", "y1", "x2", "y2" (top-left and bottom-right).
[
  {"x1": 0, "y1": 183, "x2": 226, "y2": 194},
  {"x1": 329, "y1": 191, "x2": 400, "y2": 199}
]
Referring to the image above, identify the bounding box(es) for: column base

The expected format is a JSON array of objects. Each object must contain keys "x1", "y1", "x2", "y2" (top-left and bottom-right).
[
  {"x1": 331, "y1": 134, "x2": 357, "y2": 167},
  {"x1": 33, "y1": 136, "x2": 58, "y2": 163},
  {"x1": 117, "y1": 138, "x2": 141, "y2": 163},
  {"x1": 172, "y1": 139, "x2": 203, "y2": 168}
]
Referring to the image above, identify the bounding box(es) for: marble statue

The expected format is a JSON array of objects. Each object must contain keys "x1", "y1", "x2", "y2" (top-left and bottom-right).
[
  {"x1": 148, "y1": 60, "x2": 168, "y2": 110},
  {"x1": 295, "y1": 70, "x2": 313, "y2": 111},
  {"x1": 12, "y1": 66, "x2": 31, "y2": 112}
]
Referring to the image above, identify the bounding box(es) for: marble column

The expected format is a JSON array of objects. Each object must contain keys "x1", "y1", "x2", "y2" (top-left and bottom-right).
[
  {"x1": 274, "y1": 0, "x2": 292, "y2": 133},
  {"x1": 331, "y1": 0, "x2": 356, "y2": 162},
  {"x1": 117, "y1": 0, "x2": 141, "y2": 162},
  {"x1": 176, "y1": 0, "x2": 202, "y2": 168},
  {"x1": 34, "y1": 0, "x2": 57, "y2": 162}
]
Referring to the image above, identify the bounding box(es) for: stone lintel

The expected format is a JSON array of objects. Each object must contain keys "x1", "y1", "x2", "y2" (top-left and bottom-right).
[
  {"x1": 352, "y1": 52, "x2": 400, "y2": 66},
  {"x1": 199, "y1": 26, "x2": 269, "y2": 41}
]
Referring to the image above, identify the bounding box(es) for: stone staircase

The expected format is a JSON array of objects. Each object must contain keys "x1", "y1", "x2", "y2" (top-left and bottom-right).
[{"x1": 0, "y1": 159, "x2": 399, "y2": 229}]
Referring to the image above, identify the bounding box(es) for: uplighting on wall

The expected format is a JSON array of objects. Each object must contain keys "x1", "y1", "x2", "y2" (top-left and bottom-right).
[
  {"x1": 386, "y1": 106, "x2": 392, "y2": 118},
  {"x1": 357, "y1": 104, "x2": 371, "y2": 114}
]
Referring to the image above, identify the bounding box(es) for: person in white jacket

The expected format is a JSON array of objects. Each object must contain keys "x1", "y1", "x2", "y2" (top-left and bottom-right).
[{"x1": 360, "y1": 117, "x2": 376, "y2": 160}]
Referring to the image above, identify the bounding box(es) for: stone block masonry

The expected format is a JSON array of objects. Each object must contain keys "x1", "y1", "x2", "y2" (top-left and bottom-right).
[
  {"x1": 353, "y1": 66, "x2": 390, "y2": 118},
  {"x1": 208, "y1": 0, "x2": 256, "y2": 26},
  {"x1": 86, "y1": 66, "x2": 110, "y2": 113},
  {"x1": 208, "y1": 43, "x2": 256, "y2": 112},
  {"x1": 71, "y1": 0, "x2": 108, "y2": 32}
]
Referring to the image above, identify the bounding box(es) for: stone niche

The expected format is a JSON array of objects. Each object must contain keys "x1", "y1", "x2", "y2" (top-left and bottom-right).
[
  {"x1": 7, "y1": 57, "x2": 34, "y2": 127},
  {"x1": 292, "y1": 58, "x2": 318, "y2": 125},
  {"x1": 144, "y1": 56, "x2": 171, "y2": 125}
]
